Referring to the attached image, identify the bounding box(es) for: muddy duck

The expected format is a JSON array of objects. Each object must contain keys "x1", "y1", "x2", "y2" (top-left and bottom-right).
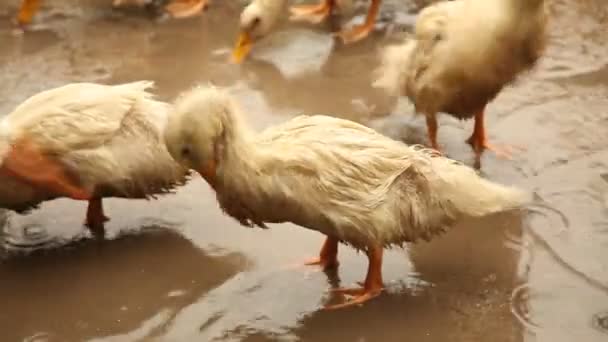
[
  {"x1": 231, "y1": 0, "x2": 379, "y2": 63},
  {"x1": 373, "y1": 0, "x2": 547, "y2": 167},
  {"x1": 0, "y1": 81, "x2": 189, "y2": 238},
  {"x1": 14, "y1": 0, "x2": 208, "y2": 27},
  {"x1": 163, "y1": 85, "x2": 529, "y2": 309}
]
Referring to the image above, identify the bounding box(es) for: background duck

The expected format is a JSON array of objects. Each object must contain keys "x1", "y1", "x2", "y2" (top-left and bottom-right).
[
  {"x1": 231, "y1": 0, "x2": 371, "y2": 63},
  {"x1": 289, "y1": 0, "x2": 379, "y2": 44},
  {"x1": 232, "y1": 0, "x2": 287, "y2": 63},
  {"x1": 373, "y1": 0, "x2": 547, "y2": 167},
  {"x1": 0, "y1": 81, "x2": 189, "y2": 238},
  {"x1": 163, "y1": 85, "x2": 529, "y2": 309},
  {"x1": 14, "y1": 0, "x2": 208, "y2": 27}
]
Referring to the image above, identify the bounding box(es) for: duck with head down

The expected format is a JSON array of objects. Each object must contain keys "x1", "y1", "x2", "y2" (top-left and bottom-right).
[
  {"x1": 231, "y1": 0, "x2": 287, "y2": 63},
  {"x1": 231, "y1": 0, "x2": 381, "y2": 63},
  {"x1": 163, "y1": 85, "x2": 530, "y2": 309},
  {"x1": 0, "y1": 81, "x2": 190, "y2": 238}
]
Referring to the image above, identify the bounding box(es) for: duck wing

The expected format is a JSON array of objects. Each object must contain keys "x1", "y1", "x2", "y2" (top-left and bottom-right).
[{"x1": 5, "y1": 81, "x2": 156, "y2": 154}]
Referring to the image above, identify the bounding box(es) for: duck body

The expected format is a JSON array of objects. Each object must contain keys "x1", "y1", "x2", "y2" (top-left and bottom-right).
[
  {"x1": 164, "y1": 86, "x2": 529, "y2": 308},
  {"x1": 375, "y1": 0, "x2": 547, "y2": 164},
  {"x1": 212, "y1": 114, "x2": 525, "y2": 249},
  {"x1": 405, "y1": 0, "x2": 546, "y2": 118},
  {"x1": 0, "y1": 81, "x2": 189, "y2": 234}
]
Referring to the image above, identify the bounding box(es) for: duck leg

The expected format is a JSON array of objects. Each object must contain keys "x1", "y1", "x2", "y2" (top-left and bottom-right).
[
  {"x1": 289, "y1": 0, "x2": 335, "y2": 24},
  {"x1": 466, "y1": 108, "x2": 516, "y2": 166},
  {"x1": 325, "y1": 244, "x2": 384, "y2": 309},
  {"x1": 0, "y1": 139, "x2": 89, "y2": 200},
  {"x1": 425, "y1": 114, "x2": 442, "y2": 153},
  {"x1": 165, "y1": 0, "x2": 208, "y2": 18},
  {"x1": 336, "y1": 0, "x2": 381, "y2": 44},
  {"x1": 85, "y1": 198, "x2": 109, "y2": 238},
  {"x1": 304, "y1": 235, "x2": 339, "y2": 269},
  {"x1": 15, "y1": 0, "x2": 41, "y2": 27}
]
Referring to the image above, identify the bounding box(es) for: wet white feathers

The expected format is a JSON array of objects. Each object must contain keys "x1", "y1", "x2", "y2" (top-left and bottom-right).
[
  {"x1": 165, "y1": 86, "x2": 530, "y2": 249},
  {"x1": 0, "y1": 81, "x2": 190, "y2": 212}
]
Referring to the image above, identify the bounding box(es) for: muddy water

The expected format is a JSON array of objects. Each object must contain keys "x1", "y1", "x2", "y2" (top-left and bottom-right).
[{"x1": 0, "y1": 0, "x2": 607, "y2": 341}]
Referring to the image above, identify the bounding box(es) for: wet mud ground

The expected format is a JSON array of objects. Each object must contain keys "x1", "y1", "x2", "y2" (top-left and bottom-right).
[{"x1": 0, "y1": 0, "x2": 607, "y2": 341}]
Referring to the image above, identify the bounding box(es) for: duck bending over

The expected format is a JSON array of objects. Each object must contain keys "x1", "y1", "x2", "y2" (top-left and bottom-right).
[
  {"x1": 0, "y1": 81, "x2": 189, "y2": 237},
  {"x1": 163, "y1": 85, "x2": 529, "y2": 309}
]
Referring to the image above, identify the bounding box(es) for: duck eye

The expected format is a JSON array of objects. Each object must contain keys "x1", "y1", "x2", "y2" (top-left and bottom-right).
[
  {"x1": 181, "y1": 146, "x2": 191, "y2": 157},
  {"x1": 252, "y1": 17, "x2": 261, "y2": 27}
]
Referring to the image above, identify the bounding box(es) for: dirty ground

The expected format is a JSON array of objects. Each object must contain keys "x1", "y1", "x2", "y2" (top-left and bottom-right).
[{"x1": 0, "y1": 0, "x2": 607, "y2": 341}]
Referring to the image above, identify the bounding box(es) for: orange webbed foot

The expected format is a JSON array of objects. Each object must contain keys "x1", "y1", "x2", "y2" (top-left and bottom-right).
[
  {"x1": 430, "y1": 143, "x2": 444, "y2": 156},
  {"x1": 465, "y1": 135, "x2": 524, "y2": 160},
  {"x1": 466, "y1": 108, "x2": 526, "y2": 167},
  {"x1": 467, "y1": 137, "x2": 526, "y2": 169},
  {"x1": 324, "y1": 285, "x2": 383, "y2": 310},
  {"x1": 283, "y1": 237, "x2": 339, "y2": 271},
  {"x1": 165, "y1": 0, "x2": 208, "y2": 18},
  {"x1": 15, "y1": 0, "x2": 41, "y2": 28},
  {"x1": 282, "y1": 257, "x2": 339, "y2": 273},
  {"x1": 303, "y1": 256, "x2": 339, "y2": 270},
  {"x1": 335, "y1": 0, "x2": 380, "y2": 44},
  {"x1": 323, "y1": 245, "x2": 384, "y2": 310},
  {"x1": 289, "y1": 1, "x2": 332, "y2": 24},
  {"x1": 335, "y1": 24, "x2": 376, "y2": 44},
  {"x1": 305, "y1": 236, "x2": 339, "y2": 270}
]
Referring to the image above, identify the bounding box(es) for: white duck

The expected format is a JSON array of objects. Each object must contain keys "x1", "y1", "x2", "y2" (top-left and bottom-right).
[
  {"x1": 163, "y1": 85, "x2": 529, "y2": 309},
  {"x1": 374, "y1": 0, "x2": 547, "y2": 167},
  {"x1": 231, "y1": 0, "x2": 374, "y2": 63},
  {"x1": 231, "y1": 0, "x2": 287, "y2": 63},
  {"x1": 0, "y1": 81, "x2": 189, "y2": 237}
]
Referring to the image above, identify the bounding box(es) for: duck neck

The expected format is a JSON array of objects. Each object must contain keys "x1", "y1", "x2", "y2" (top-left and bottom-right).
[
  {"x1": 262, "y1": 0, "x2": 287, "y2": 30},
  {"x1": 214, "y1": 113, "x2": 261, "y2": 188},
  {"x1": 0, "y1": 121, "x2": 10, "y2": 165}
]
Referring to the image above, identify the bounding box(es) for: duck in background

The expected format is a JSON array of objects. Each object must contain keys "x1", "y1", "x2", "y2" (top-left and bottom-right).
[
  {"x1": 14, "y1": 0, "x2": 209, "y2": 28},
  {"x1": 289, "y1": 0, "x2": 379, "y2": 44},
  {"x1": 163, "y1": 85, "x2": 529, "y2": 309},
  {"x1": 232, "y1": 0, "x2": 284, "y2": 63},
  {"x1": 373, "y1": 0, "x2": 547, "y2": 168},
  {"x1": 231, "y1": 0, "x2": 379, "y2": 63},
  {"x1": 0, "y1": 81, "x2": 190, "y2": 238}
]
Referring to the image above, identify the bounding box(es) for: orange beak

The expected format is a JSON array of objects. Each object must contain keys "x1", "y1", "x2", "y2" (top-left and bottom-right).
[{"x1": 231, "y1": 31, "x2": 253, "y2": 64}]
